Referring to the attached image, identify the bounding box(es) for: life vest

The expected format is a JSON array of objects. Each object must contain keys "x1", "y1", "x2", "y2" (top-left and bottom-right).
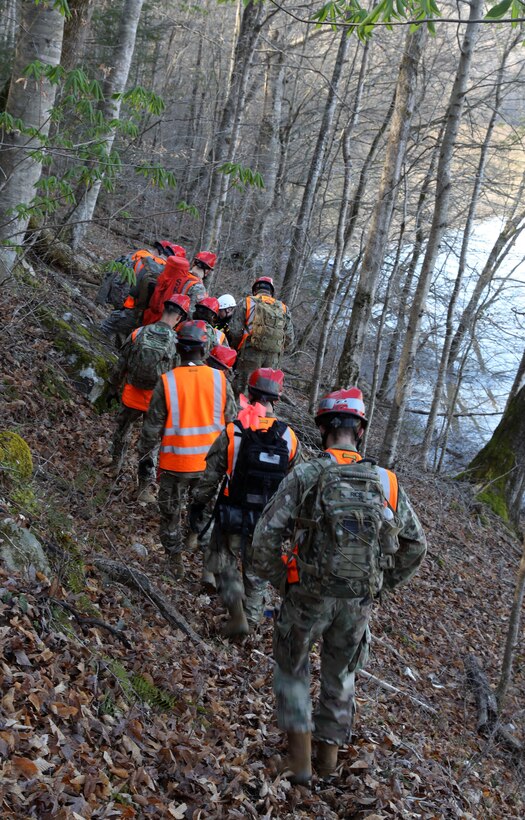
[
  {"x1": 222, "y1": 416, "x2": 298, "y2": 500},
  {"x1": 159, "y1": 366, "x2": 227, "y2": 473},
  {"x1": 282, "y1": 449, "x2": 399, "y2": 586},
  {"x1": 238, "y1": 294, "x2": 287, "y2": 350}
]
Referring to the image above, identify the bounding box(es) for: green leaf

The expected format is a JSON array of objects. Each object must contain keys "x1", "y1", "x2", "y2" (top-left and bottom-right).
[{"x1": 485, "y1": 0, "x2": 513, "y2": 17}]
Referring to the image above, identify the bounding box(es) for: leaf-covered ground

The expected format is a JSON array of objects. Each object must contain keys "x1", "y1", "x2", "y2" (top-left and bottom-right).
[{"x1": 0, "y1": 254, "x2": 524, "y2": 818}]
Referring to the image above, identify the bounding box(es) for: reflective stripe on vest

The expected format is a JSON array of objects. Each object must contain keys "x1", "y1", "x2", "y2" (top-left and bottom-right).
[
  {"x1": 238, "y1": 294, "x2": 287, "y2": 350},
  {"x1": 325, "y1": 449, "x2": 398, "y2": 510},
  {"x1": 159, "y1": 366, "x2": 226, "y2": 473},
  {"x1": 222, "y1": 416, "x2": 297, "y2": 496},
  {"x1": 214, "y1": 329, "x2": 227, "y2": 346}
]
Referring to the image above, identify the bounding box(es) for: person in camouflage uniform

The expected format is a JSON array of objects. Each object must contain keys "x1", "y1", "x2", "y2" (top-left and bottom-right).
[
  {"x1": 104, "y1": 295, "x2": 190, "y2": 501},
  {"x1": 193, "y1": 297, "x2": 230, "y2": 357},
  {"x1": 190, "y1": 369, "x2": 300, "y2": 636},
  {"x1": 137, "y1": 321, "x2": 237, "y2": 578},
  {"x1": 229, "y1": 277, "x2": 294, "y2": 398},
  {"x1": 252, "y1": 387, "x2": 426, "y2": 785}
]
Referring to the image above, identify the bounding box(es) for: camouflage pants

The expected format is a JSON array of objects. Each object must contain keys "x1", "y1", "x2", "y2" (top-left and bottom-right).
[
  {"x1": 158, "y1": 470, "x2": 213, "y2": 556},
  {"x1": 111, "y1": 404, "x2": 157, "y2": 480},
  {"x1": 207, "y1": 527, "x2": 267, "y2": 626},
  {"x1": 100, "y1": 308, "x2": 142, "y2": 349},
  {"x1": 233, "y1": 349, "x2": 281, "y2": 399},
  {"x1": 273, "y1": 586, "x2": 372, "y2": 745}
]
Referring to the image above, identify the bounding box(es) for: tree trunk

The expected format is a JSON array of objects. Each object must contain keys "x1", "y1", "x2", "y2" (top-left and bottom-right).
[
  {"x1": 61, "y1": 0, "x2": 95, "y2": 71},
  {"x1": 308, "y1": 42, "x2": 369, "y2": 412},
  {"x1": 0, "y1": 0, "x2": 65, "y2": 282},
  {"x1": 280, "y1": 28, "x2": 350, "y2": 305},
  {"x1": 420, "y1": 38, "x2": 514, "y2": 466},
  {"x1": 66, "y1": 0, "x2": 145, "y2": 249},
  {"x1": 495, "y1": 537, "x2": 525, "y2": 709},
  {"x1": 199, "y1": 0, "x2": 266, "y2": 251},
  {"x1": 464, "y1": 381, "x2": 525, "y2": 527},
  {"x1": 381, "y1": 0, "x2": 483, "y2": 468},
  {"x1": 336, "y1": 26, "x2": 426, "y2": 388}
]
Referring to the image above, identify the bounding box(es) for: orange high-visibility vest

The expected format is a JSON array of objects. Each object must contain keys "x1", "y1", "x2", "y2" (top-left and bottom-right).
[
  {"x1": 214, "y1": 328, "x2": 228, "y2": 346},
  {"x1": 222, "y1": 416, "x2": 298, "y2": 498},
  {"x1": 238, "y1": 294, "x2": 287, "y2": 350},
  {"x1": 159, "y1": 366, "x2": 227, "y2": 473},
  {"x1": 121, "y1": 327, "x2": 154, "y2": 412}
]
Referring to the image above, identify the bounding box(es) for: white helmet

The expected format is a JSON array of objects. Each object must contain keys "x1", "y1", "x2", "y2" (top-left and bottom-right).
[{"x1": 218, "y1": 293, "x2": 236, "y2": 309}]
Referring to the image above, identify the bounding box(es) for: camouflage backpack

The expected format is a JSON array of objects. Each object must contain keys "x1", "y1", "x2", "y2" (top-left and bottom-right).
[
  {"x1": 96, "y1": 254, "x2": 135, "y2": 308},
  {"x1": 250, "y1": 296, "x2": 286, "y2": 353},
  {"x1": 294, "y1": 460, "x2": 398, "y2": 599},
  {"x1": 132, "y1": 256, "x2": 165, "y2": 310},
  {"x1": 126, "y1": 325, "x2": 177, "y2": 390}
]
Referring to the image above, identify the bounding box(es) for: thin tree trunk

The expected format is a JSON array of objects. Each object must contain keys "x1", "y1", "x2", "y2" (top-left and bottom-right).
[
  {"x1": 336, "y1": 26, "x2": 426, "y2": 388},
  {"x1": 381, "y1": 0, "x2": 483, "y2": 468},
  {"x1": 0, "y1": 0, "x2": 65, "y2": 282},
  {"x1": 199, "y1": 0, "x2": 266, "y2": 250},
  {"x1": 280, "y1": 28, "x2": 350, "y2": 304},
  {"x1": 495, "y1": 537, "x2": 525, "y2": 709},
  {"x1": 66, "y1": 0, "x2": 145, "y2": 249},
  {"x1": 377, "y1": 125, "x2": 443, "y2": 400},
  {"x1": 420, "y1": 39, "x2": 514, "y2": 466},
  {"x1": 309, "y1": 42, "x2": 369, "y2": 413}
]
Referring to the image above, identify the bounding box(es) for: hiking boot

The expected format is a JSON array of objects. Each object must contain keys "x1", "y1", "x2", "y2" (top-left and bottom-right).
[
  {"x1": 101, "y1": 454, "x2": 120, "y2": 476},
  {"x1": 169, "y1": 552, "x2": 185, "y2": 579},
  {"x1": 221, "y1": 599, "x2": 249, "y2": 638},
  {"x1": 315, "y1": 740, "x2": 338, "y2": 778},
  {"x1": 201, "y1": 568, "x2": 216, "y2": 593},
  {"x1": 185, "y1": 531, "x2": 199, "y2": 551},
  {"x1": 283, "y1": 731, "x2": 312, "y2": 786},
  {"x1": 137, "y1": 481, "x2": 157, "y2": 504}
]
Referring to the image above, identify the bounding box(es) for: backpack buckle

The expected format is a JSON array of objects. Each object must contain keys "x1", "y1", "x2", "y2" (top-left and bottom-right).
[{"x1": 379, "y1": 555, "x2": 395, "y2": 570}]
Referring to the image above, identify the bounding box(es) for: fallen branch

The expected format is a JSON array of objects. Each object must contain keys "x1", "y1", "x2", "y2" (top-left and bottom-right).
[
  {"x1": 360, "y1": 670, "x2": 438, "y2": 714},
  {"x1": 50, "y1": 597, "x2": 132, "y2": 649},
  {"x1": 93, "y1": 557, "x2": 210, "y2": 651},
  {"x1": 464, "y1": 654, "x2": 523, "y2": 756}
]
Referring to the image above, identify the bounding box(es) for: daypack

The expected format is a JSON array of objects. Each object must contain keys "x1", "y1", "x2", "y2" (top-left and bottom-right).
[
  {"x1": 132, "y1": 256, "x2": 165, "y2": 310},
  {"x1": 294, "y1": 461, "x2": 398, "y2": 599},
  {"x1": 220, "y1": 420, "x2": 290, "y2": 534},
  {"x1": 96, "y1": 253, "x2": 134, "y2": 308},
  {"x1": 250, "y1": 296, "x2": 286, "y2": 353},
  {"x1": 126, "y1": 324, "x2": 177, "y2": 390}
]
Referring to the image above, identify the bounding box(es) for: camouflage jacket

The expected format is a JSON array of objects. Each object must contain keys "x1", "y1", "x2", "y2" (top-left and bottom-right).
[
  {"x1": 187, "y1": 280, "x2": 208, "y2": 313},
  {"x1": 108, "y1": 321, "x2": 179, "y2": 389},
  {"x1": 229, "y1": 295, "x2": 294, "y2": 352},
  {"x1": 138, "y1": 361, "x2": 237, "y2": 460},
  {"x1": 193, "y1": 416, "x2": 302, "y2": 507},
  {"x1": 251, "y1": 446, "x2": 427, "y2": 594},
  {"x1": 202, "y1": 322, "x2": 230, "y2": 358}
]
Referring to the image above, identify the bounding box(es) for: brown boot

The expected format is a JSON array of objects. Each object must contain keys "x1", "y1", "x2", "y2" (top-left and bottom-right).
[
  {"x1": 221, "y1": 599, "x2": 249, "y2": 638},
  {"x1": 284, "y1": 731, "x2": 312, "y2": 786},
  {"x1": 137, "y1": 480, "x2": 156, "y2": 504},
  {"x1": 316, "y1": 740, "x2": 338, "y2": 778},
  {"x1": 201, "y1": 568, "x2": 216, "y2": 593}
]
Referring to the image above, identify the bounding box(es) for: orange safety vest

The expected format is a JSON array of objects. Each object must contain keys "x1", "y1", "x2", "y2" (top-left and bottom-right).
[
  {"x1": 222, "y1": 416, "x2": 298, "y2": 498},
  {"x1": 283, "y1": 449, "x2": 399, "y2": 585},
  {"x1": 214, "y1": 328, "x2": 228, "y2": 346},
  {"x1": 121, "y1": 327, "x2": 154, "y2": 412},
  {"x1": 159, "y1": 366, "x2": 227, "y2": 474},
  {"x1": 238, "y1": 294, "x2": 287, "y2": 350}
]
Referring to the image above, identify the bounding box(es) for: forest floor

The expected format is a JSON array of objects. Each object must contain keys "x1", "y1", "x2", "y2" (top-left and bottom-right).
[{"x1": 0, "y1": 241, "x2": 524, "y2": 819}]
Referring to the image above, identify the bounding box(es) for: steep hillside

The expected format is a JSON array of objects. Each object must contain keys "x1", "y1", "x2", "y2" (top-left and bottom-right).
[{"x1": 0, "y1": 252, "x2": 524, "y2": 819}]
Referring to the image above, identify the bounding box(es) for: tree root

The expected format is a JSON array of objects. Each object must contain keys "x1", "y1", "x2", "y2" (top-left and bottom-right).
[
  {"x1": 93, "y1": 557, "x2": 210, "y2": 651},
  {"x1": 50, "y1": 597, "x2": 132, "y2": 649}
]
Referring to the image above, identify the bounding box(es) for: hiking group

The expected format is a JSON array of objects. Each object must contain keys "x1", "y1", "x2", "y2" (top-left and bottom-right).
[{"x1": 97, "y1": 240, "x2": 427, "y2": 785}]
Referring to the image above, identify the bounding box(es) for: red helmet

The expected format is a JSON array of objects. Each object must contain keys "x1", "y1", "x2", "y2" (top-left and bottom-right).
[
  {"x1": 176, "y1": 320, "x2": 208, "y2": 346},
  {"x1": 164, "y1": 293, "x2": 190, "y2": 316},
  {"x1": 194, "y1": 251, "x2": 217, "y2": 271},
  {"x1": 196, "y1": 296, "x2": 219, "y2": 317},
  {"x1": 315, "y1": 388, "x2": 368, "y2": 427},
  {"x1": 163, "y1": 255, "x2": 190, "y2": 277},
  {"x1": 154, "y1": 241, "x2": 186, "y2": 258},
  {"x1": 252, "y1": 276, "x2": 275, "y2": 295},
  {"x1": 208, "y1": 345, "x2": 237, "y2": 371},
  {"x1": 248, "y1": 368, "x2": 284, "y2": 400}
]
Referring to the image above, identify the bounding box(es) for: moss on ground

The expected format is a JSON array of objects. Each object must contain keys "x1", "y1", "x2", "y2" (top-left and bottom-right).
[{"x1": 0, "y1": 432, "x2": 33, "y2": 481}]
